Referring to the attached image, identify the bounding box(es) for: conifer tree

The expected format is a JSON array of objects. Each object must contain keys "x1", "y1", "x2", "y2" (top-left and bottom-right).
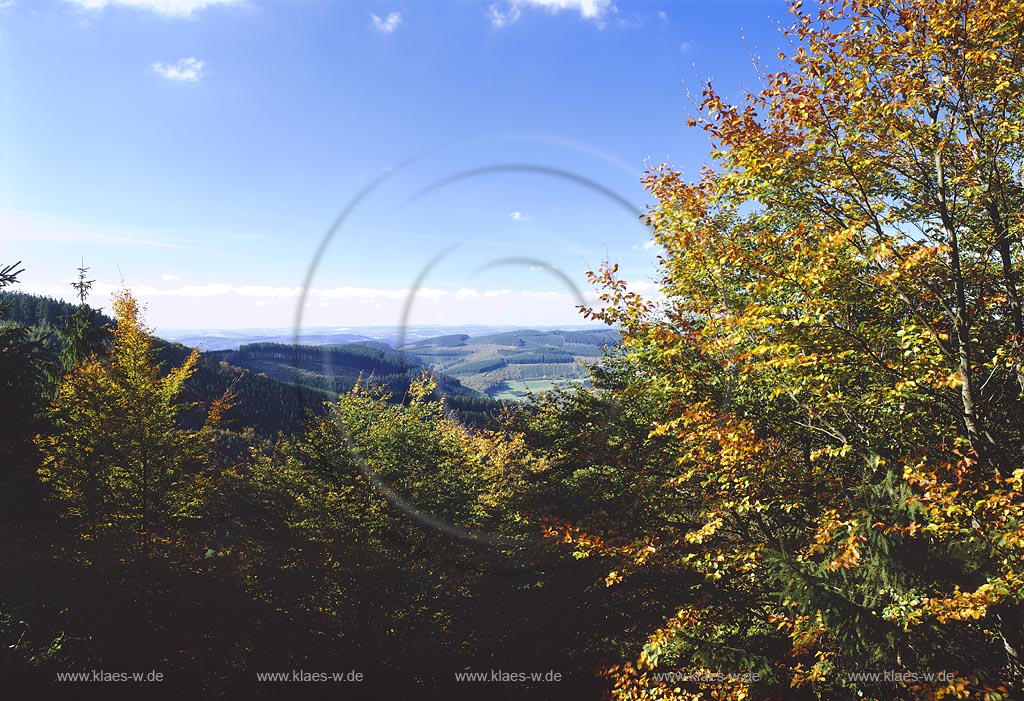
[{"x1": 58, "y1": 260, "x2": 106, "y2": 373}]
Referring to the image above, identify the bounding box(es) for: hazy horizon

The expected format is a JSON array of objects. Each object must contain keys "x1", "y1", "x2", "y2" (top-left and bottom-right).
[{"x1": 153, "y1": 322, "x2": 619, "y2": 350}]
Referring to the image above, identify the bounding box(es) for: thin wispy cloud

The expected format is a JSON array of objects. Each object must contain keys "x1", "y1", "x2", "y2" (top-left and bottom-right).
[
  {"x1": 370, "y1": 11, "x2": 401, "y2": 33},
  {"x1": 64, "y1": 0, "x2": 243, "y2": 18},
  {"x1": 486, "y1": 3, "x2": 520, "y2": 27},
  {"x1": 22, "y1": 281, "x2": 573, "y2": 303},
  {"x1": 0, "y1": 209, "x2": 203, "y2": 250},
  {"x1": 487, "y1": 0, "x2": 616, "y2": 27},
  {"x1": 152, "y1": 57, "x2": 204, "y2": 82},
  {"x1": 631, "y1": 238, "x2": 660, "y2": 251},
  {"x1": 510, "y1": 211, "x2": 528, "y2": 221}
]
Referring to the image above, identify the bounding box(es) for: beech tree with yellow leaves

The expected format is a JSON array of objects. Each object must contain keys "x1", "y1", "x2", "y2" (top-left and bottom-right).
[
  {"x1": 36, "y1": 290, "x2": 222, "y2": 559},
  {"x1": 566, "y1": 1, "x2": 1024, "y2": 698}
]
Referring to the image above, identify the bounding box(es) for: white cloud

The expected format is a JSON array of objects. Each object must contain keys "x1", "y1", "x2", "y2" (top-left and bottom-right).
[
  {"x1": 679, "y1": 41, "x2": 692, "y2": 52},
  {"x1": 152, "y1": 57, "x2": 204, "y2": 82},
  {"x1": 160, "y1": 274, "x2": 181, "y2": 281},
  {"x1": 524, "y1": 0, "x2": 613, "y2": 20},
  {"x1": 313, "y1": 285, "x2": 446, "y2": 301},
  {"x1": 631, "y1": 238, "x2": 660, "y2": 252},
  {"x1": 64, "y1": 0, "x2": 242, "y2": 17},
  {"x1": 371, "y1": 11, "x2": 401, "y2": 33},
  {"x1": 625, "y1": 280, "x2": 661, "y2": 294},
  {"x1": 488, "y1": 0, "x2": 616, "y2": 27},
  {"x1": 486, "y1": 3, "x2": 520, "y2": 27},
  {"x1": 510, "y1": 211, "x2": 527, "y2": 221}
]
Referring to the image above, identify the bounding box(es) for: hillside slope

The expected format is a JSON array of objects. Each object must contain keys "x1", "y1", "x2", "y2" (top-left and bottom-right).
[
  {"x1": 206, "y1": 342, "x2": 506, "y2": 427},
  {"x1": 400, "y1": 328, "x2": 621, "y2": 399}
]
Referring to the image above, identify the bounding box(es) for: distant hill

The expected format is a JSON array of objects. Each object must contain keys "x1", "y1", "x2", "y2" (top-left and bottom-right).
[
  {"x1": 3, "y1": 291, "x2": 610, "y2": 423},
  {"x1": 156, "y1": 324, "x2": 613, "y2": 350},
  {"x1": 158, "y1": 330, "x2": 375, "y2": 352},
  {"x1": 399, "y1": 328, "x2": 621, "y2": 399},
  {"x1": 155, "y1": 341, "x2": 334, "y2": 436},
  {"x1": 206, "y1": 342, "x2": 507, "y2": 427}
]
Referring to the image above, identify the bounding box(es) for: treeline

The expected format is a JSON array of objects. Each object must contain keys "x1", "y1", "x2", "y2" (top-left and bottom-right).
[
  {"x1": 468, "y1": 329, "x2": 620, "y2": 348},
  {"x1": 501, "y1": 350, "x2": 576, "y2": 364},
  {"x1": 232, "y1": 341, "x2": 414, "y2": 373},
  {"x1": 0, "y1": 289, "x2": 113, "y2": 330}
]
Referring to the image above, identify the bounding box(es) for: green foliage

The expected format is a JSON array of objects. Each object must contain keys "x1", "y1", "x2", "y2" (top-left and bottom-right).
[
  {"x1": 36, "y1": 290, "x2": 217, "y2": 556},
  {"x1": 57, "y1": 262, "x2": 108, "y2": 372},
  {"x1": 0, "y1": 289, "x2": 113, "y2": 330}
]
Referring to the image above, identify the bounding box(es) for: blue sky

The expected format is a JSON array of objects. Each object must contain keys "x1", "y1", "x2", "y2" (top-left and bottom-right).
[{"x1": 1, "y1": 0, "x2": 790, "y2": 330}]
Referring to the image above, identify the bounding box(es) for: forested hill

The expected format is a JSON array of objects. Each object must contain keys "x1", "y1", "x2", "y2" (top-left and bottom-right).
[
  {"x1": 207, "y1": 341, "x2": 505, "y2": 428},
  {"x1": 154, "y1": 341, "x2": 334, "y2": 437},
  {"x1": 210, "y1": 341, "x2": 473, "y2": 396}
]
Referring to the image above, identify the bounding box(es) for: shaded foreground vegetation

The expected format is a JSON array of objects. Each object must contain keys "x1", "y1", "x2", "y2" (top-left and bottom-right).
[
  {"x1": 4, "y1": 1, "x2": 1024, "y2": 699},
  {"x1": 0, "y1": 286, "x2": 672, "y2": 700}
]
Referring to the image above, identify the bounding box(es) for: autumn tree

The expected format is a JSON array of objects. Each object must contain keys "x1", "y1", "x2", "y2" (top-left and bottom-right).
[
  {"x1": 567, "y1": 1, "x2": 1024, "y2": 699},
  {"x1": 37, "y1": 290, "x2": 217, "y2": 558}
]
